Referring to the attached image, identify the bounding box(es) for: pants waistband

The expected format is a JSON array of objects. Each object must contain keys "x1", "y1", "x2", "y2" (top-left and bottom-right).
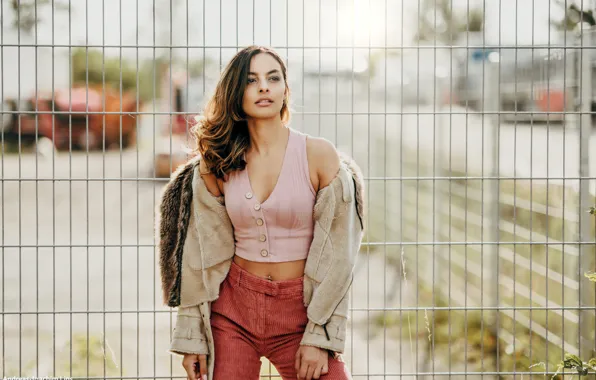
[{"x1": 227, "y1": 260, "x2": 304, "y2": 298}]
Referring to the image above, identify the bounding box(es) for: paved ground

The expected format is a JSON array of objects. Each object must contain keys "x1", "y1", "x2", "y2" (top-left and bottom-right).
[{"x1": 0, "y1": 149, "x2": 424, "y2": 379}]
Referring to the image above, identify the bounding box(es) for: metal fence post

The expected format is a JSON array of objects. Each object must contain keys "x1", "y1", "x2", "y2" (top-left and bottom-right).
[
  {"x1": 578, "y1": 26, "x2": 596, "y2": 361},
  {"x1": 434, "y1": 73, "x2": 445, "y2": 293},
  {"x1": 486, "y1": 56, "x2": 501, "y2": 376}
]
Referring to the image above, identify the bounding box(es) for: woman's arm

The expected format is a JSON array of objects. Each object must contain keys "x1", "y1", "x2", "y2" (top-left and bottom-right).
[
  {"x1": 198, "y1": 158, "x2": 225, "y2": 197},
  {"x1": 305, "y1": 136, "x2": 340, "y2": 192}
]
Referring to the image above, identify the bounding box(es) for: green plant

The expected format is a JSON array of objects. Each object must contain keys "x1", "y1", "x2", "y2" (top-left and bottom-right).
[
  {"x1": 552, "y1": 353, "x2": 596, "y2": 378},
  {"x1": 70, "y1": 48, "x2": 207, "y2": 103},
  {"x1": 64, "y1": 333, "x2": 120, "y2": 377},
  {"x1": 71, "y1": 48, "x2": 159, "y2": 102},
  {"x1": 551, "y1": 1, "x2": 596, "y2": 31},
  {"x1": 415, "y1": 0, "x2": 484, "y2": 45},
  {"x1": 553, "y1": 245, "x2": 596, "y2": 378},
  {"x1": 8, "y1": 0, "x2": 69, "y2": 33}
]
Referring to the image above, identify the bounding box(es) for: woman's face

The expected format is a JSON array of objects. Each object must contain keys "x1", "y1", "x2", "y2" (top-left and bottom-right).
[{"x1": 242, "y1": 53, "x2": 287, "y2": 120}]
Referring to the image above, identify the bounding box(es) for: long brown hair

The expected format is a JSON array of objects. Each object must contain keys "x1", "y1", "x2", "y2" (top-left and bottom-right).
[{"x1": 191, "y1": 46, "x2": 291, "y2": 179}]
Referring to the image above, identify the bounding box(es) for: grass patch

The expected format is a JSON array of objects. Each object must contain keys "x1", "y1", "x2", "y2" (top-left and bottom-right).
[{"x1": 367, "y1": 144, "x2": 596, "y2": 378}]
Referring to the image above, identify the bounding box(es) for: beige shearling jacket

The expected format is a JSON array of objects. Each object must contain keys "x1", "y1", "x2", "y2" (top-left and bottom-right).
[{"x1": 156, "y1": 152, "x2": 364, "y2": 378}]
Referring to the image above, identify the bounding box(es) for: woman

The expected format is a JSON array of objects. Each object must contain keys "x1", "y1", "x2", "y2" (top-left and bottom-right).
[{"x1": 157, "y1": 46, "x2": 364, "y2": 380}]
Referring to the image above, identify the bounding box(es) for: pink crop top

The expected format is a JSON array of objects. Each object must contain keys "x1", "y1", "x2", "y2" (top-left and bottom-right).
[{"x1": 223, "y1": 128, "x2": 316, "y2": 262}]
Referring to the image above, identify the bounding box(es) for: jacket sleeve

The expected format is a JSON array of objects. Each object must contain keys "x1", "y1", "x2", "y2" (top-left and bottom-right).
[
  {"x1": 300, "y1": 165, "x2": 364, "y2": 355},
  {"x1": 300, "y1": 281, "x2": 351, "y2": 355},
  {"x1": 169, "y1": 305, "x2": 209, "y2": 356}
]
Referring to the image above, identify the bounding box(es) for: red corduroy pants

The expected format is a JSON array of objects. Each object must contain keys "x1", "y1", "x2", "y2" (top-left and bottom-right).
[{"x1": 210, "y1": 260, "x2": 351, "y2": 379}]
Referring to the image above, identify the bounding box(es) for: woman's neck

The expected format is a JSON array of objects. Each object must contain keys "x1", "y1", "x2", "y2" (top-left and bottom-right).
[{"x1": 246, "y1": 118, "x2": 288, "y2": 156}]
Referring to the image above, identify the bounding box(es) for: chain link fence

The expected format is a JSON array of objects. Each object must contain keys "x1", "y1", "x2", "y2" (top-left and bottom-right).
[{"x1": 1, "y1": 0, "x2": 595, "y2": 379}]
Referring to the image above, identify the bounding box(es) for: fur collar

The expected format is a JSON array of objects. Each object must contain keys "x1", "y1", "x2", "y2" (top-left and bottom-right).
[{"x1": 156, "y1": 155, "x2": 201, "y2": 307}]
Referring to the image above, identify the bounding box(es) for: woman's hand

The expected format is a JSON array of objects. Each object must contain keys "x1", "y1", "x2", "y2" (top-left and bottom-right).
[
  {"x1": 295, "y1": 345, "x2": 329, "y2": 380},
  {"x1": 182, "y1": 353, "x2": 208, "y2": 380}
]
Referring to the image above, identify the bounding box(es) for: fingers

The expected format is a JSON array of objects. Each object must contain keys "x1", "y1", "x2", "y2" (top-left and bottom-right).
[
  {"x1": 311, "y1": 358, "x2": 328, "y2": 379},
  {"x1": 312, "y1": 364, "x2": 322, "y2": 379},
  {"x1": 297, "y1": 353, "x2": 311, "y2": 380},
  {"x1": 296, "y1": 346, "x2": 330, "y2": 380},
  {"x1": 322, "y1": 350, "x2": 330, "y2": 375},
  {"x1": 198, "y1": 354, "x2": 208, "y2": 379},
  {"x1": 182, "y1": 354, "x2": 200, "y2": 380},
  {"x1": 295, "y1": 349, "x2": 302, "y2": 374},
  {"x1": 297, "y1": 358, "x2": 326, "y2": 379},
  {"x1": 182, "y1": 354, "x2": 208, "y2": 380},
  {"x1": 298, "y1": 360, "x2": 308, "y2": 380}
]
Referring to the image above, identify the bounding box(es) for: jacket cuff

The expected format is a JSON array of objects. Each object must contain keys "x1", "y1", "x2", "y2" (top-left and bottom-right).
[
  {"x1": 300, "y1": 317, "x2": 346, "y2": 356},
  {"x1": 169, "y1": 308, "x2": 209, "y2": 356}
]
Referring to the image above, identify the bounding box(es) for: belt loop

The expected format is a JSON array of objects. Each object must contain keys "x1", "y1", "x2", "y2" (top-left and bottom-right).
[{"x1": 236, "y1": 266, "x2": 242, "y2": 287}]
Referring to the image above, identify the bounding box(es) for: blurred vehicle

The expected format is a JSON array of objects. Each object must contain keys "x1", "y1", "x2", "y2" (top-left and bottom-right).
[
  {"x1": 454, "y1": 46, "x2": 574, "y2": 123},
  {"x1": 154, "y1": 68, "x2": 203, "y2": 178},
  {"x1": 377, "y1": 49, "x2": 456, "y2": 106},
  {"x1": 303, "y1": 49, "x2": 370, "y2": 78},
  {"x1": 2, "y1": 85, "x2": 140, "y2": 151},
  {"x1": 1, "y1": 98, "x2": 36, "y2": 146}
]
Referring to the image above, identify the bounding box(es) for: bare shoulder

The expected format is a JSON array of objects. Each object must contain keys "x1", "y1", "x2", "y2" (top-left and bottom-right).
[
  {"x1": 306, "y1": 135, "x2": 340, "y2": 190},
  {"x1": 198, "y1": 159, "x2": 224, "y2": 197}
]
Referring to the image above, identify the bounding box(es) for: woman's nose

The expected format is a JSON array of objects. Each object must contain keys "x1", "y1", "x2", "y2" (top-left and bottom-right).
[{"x1": 259, "y1": 81, "x2": 269, "y2": 92}]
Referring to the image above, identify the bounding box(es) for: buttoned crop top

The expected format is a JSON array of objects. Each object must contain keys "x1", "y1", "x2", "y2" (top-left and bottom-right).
[{"x1": 222, "y1": 127, "x2": 316, "y2": 262}]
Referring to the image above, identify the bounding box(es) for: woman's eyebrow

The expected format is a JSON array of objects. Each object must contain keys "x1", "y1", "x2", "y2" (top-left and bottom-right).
[{"x1": 248, "y1": 69, "x2": 280, "y2": 75}]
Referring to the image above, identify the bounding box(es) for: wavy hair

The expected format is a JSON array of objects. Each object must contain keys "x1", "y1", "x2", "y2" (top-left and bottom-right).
[{"x1": 191, "y1": 46, "x2": 291, "y2": 179}]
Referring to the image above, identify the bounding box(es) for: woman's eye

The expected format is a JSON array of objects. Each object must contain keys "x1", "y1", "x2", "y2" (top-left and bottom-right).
[{"x1": 247, "y1": 76, "x2": 280, "y2": 84}]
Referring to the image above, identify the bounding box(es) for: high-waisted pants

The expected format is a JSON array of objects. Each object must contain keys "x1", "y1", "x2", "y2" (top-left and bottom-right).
[{"x1": 210, "y1": 260, "x2": 351, "y2": 379}]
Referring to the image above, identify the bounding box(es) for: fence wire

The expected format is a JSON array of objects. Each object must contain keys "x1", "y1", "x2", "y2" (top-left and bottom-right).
[{"x1": 0, "y1": 0, "x2": 595, "y2": 379}]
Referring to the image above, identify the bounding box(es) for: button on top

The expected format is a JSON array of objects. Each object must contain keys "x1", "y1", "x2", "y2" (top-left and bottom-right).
[
  {"x1": 254, "y1": 203, "x2": 261, "y2": 211},
  {"x1": 256, "y1": 218, "x2": 264, "y2": 226},
  {"x1": 259, "y1": 234, "x2": 267, "y2": 242},
  {"x1": 260, "y1": 249, "x2": 269, "y2": 257},
  {"x1": 245, "y1": 192, "x2": 253, "y2": 199}
]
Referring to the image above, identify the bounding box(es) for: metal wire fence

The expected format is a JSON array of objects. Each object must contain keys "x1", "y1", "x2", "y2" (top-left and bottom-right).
[{"x1": 1, "y1": 0, "x2": 595, "y2": 379}]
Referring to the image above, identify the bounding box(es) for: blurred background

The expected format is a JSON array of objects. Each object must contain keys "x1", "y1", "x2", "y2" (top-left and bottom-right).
[{"x1": 1, "y1": 0, "x2": 595, "y2": 379}]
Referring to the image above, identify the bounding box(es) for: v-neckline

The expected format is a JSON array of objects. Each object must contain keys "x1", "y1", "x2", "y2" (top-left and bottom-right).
[{"x1": 244, "y1": 128, "x2": 292, "y2": 206}]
